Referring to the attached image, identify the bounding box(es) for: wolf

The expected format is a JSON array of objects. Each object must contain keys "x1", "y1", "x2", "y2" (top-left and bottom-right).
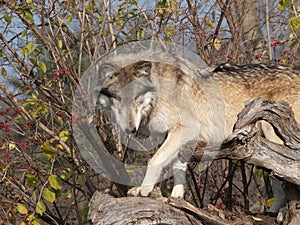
[{"x1": 94, "y1": 55, "x2": 300, "y2": 212}]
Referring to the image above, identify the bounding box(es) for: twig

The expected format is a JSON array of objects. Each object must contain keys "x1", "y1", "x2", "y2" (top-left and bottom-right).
[{"x1": 265, "y1": 0, "x2": 273, "y2": 62}]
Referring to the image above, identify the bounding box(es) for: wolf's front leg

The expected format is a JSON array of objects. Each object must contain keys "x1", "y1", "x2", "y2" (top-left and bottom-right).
[
  {"x1": 171, "y1": 159, "x2": 187, "y2": 198},
  {"x1": 127, "y1": 128, "x2": 190, "y2": 197}
]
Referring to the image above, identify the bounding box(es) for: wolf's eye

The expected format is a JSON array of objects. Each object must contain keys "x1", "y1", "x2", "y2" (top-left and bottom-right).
[
  {"x1": 134, "y1": 95, "x2": 141, "y2": 102},
  {"x1": 114, "y1": 95, "x2": 121, "y2": 101}
]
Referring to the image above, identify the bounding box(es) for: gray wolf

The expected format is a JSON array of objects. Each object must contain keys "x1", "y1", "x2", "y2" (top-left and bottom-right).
[{"x1": 94, "y1": 53, "x2": 300, "y2": 212}]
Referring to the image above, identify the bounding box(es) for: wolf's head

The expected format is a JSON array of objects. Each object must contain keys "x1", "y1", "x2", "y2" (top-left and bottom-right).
[{"x1": 94, "y1": 61, "x2": 157, "y2": 134}]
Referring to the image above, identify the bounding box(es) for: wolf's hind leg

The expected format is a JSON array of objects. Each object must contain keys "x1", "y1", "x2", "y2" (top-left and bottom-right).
[{"x1": 259, "y1": 120, "x2": 287, "y2": 213}]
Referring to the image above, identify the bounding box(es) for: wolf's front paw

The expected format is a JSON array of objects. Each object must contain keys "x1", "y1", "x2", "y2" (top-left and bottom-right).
[
  {"x1": 127, "y1": 185, "x2": 154, "y2": 197},
  {"x1": 171, "y1": 184, "x2": 185, "y2": 198}
]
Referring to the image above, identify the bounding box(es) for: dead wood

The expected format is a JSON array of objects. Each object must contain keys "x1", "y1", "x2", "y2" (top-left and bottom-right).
[{"x1": 88, "y1": 189, "x2": 253, "y2": 225}]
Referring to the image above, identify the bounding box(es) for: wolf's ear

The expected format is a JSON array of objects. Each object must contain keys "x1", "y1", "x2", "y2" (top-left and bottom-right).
[
  {"x1": 92, "y1": 86, "x2": 101, "y2": 107},
  {"x1": 99, "y1": 63, "x2": 116, "y2": 78},
  {"x1": 135, "y1": 61, "x2": 152, "y2": 76}
]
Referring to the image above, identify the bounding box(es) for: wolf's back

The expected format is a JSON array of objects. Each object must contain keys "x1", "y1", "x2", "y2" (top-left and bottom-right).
[{"x1": 210, "y1": 64, "x2": 300, "y2": 131}]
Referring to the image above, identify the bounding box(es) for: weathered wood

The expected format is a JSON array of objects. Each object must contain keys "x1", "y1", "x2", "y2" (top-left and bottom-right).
[
  {"x1": 282, "y1": 201, "x2": 300, "y2": 225},
  {"x1": 88, "y1": 190, "x2": 253, "y2": 225}
]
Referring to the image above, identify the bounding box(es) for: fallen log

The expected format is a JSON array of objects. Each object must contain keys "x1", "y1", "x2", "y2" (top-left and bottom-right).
[{"x1": 88, "y1": 189, "x2": 253, "y2": 225}]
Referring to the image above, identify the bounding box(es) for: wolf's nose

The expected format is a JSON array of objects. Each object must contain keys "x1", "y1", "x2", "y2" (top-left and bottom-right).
[{"x1": 125, "y1": 127, "x2": 136, "y2": 134}]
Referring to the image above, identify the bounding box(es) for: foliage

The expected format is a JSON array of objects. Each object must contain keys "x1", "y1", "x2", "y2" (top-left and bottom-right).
[{"x1": 0, "y1": 0, "x2": 299, "y2": 224}]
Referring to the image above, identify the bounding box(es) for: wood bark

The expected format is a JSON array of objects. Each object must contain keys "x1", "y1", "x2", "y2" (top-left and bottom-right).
[{"x1": 88, "y1": 189, "x2": 253, "y2": 225}]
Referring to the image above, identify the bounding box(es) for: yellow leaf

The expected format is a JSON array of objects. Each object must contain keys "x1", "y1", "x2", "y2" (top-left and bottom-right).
[
  {"x1": 66, "y1": 16, "x2": 73, "y2": 24},
  {"x1": 40, "y1": 62, "x2": 47, "y2": 73},
  {"x1": 267, "y1": 197, "x2": 275, "y2": 208},
  {"x1": 205, "y1": 18, "x2": 213, "y2": 29},
  {"x1": 58, "y1": 39, "x2": 63, "y2": 49},
  {"x1": 59, "y1": 130, "x2": 69, "y2": 142},
  {"x1": 32, "y1": 220, "x2": 41, "y2": 225},
  {"x1": 252, "y1": 216, "x2": 263, "y2": 221},
  {"x1": 26, "y1": 213, "x2": 35, "y2": 221},
  {"x1": 41, "y1": 140, "x2": 56, "y2": 157},
  {"x1": 213, "y1": 38, "x2": 222, "y2": 50},
  {"x1": 17, "y1": 203, "x2": 28, "y2": 215},
  {"x1": 43, "y1": 188, "x2": 56, "y2": 202},
  {"x1": 8, "y1": 142, "x2": 16, "y2": 150},
  {"x1": 279, "y1": 58, "x2": 287, "y2": 64},
  {"x1": 1, "y1": 68, "x2": 7, "y2": 77},
  {"x1": 36, "y1": 201, "x2": 46, "y2": 215},
  {"x1": 49, "y1": 175, "x2": 62, "y2": 190}
]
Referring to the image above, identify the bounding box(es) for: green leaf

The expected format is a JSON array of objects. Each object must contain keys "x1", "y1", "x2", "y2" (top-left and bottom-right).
[
  {"x1": 21, "y1": 29, "x2": 28, "y2": 37},
  {"x1": 43, "y1": 188, "x2": 56, "y2": 202},
  {"x1": 59, "y1": 130, "x2": 69, "y2": 142},
  {"x1": 128, "y1": 8, "x2": 138, "y2": 15},
  {"x1": 29, "y1": 57, "x2": 37, "y2": 65},
  {"x1": 27, "y1": 41, "x2": 35, "y2": 54},
  {"x1": 49, "y1": 175, "x2": 62, "y2": 190},
  {"x1": 78, "y1": 174, "x2": 86, "y2": 188},
  {"x1": 98, "y1": 15, "x2": 104, "y2": 23},
  {"x1": 26, "y1": 0, "x2": 32, "y2": 4},
  {"x1": 288, "y1": 16, "x2": 300, "y2": 32},
  {"x1": 288, "y1": 39, "x2": 298, "y2": 50},
  {"x1": 278, "y1": 0, "x2": 290, "y2": 10},
  {"x1": 36, "y1": 201, "x2": 46, "y2": 215},
  {"x1": 4, "y1": 12, "x2": 12, "y2": 25},
  {"x1": 32, "y1": 191, "x2": 37, "y2": 202},
  {"x1": 26, "y1": 174, "x2": 38, "y2": 187},
  {"x1": 40, "y1": 61, "x2": 47, "y2": 73},
  {"x1": 17, "y1": 203, "x2": 28, "y2": 215},
  {"x1": 82, "y1": 205, "x2": 89, "y2": 221},
  {"x1": 41, "y1": 140, "x2": 56, "y2": 156},
  {"x1": 24, "y1": 8, "x2": 33, "y2": 23},
  {"x1": 21, "y1": 41, "x2": 35, "y2": 56},
  {"x1": 60, "y1": 167, "x2": 73, "y2": 180}
]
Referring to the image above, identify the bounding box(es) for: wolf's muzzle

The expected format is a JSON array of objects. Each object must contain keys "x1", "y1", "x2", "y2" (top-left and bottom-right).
[{"x1": 125, "y1": 127, "x2": 136, "y2": 134}]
